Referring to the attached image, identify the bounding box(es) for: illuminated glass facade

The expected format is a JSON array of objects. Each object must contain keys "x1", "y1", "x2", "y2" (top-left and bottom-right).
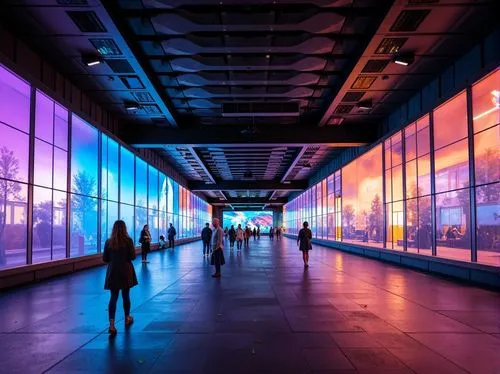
[
  {"x1": 0, "y1": 64, "x2": 212, "y2": 270},
  {"x1": 284, "y1": 68, "x2": 499, "y2": 268}
]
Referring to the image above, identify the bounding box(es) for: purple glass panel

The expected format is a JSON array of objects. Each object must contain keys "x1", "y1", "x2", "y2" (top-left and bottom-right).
[
  {"x1": 32, "y1": 186, "x2": 53, "y2": 264},
  {"x1": 35, "y1": 91, "x2": 54, "y2": 143},
  {"x1": 0, "y1": 66, "x2": 30, "y2": 133},
  {"x1": 52, "y1": 190, "x2": 67, "y2": 260},
  {"x1": 0, "y1": 123, "x2": 30, "y2": 183},
  {"x1": 53, "y1": 147, "x2": 68, "y2": 191},
  {"x1": 34, "y1": 139, "x2": 53, "y2": 188},
  {"x1": 54, "y1": 104, "x2": 68, "y2": 150}
]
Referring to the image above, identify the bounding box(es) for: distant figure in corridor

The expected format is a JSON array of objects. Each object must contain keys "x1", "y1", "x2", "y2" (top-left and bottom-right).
[
  {"x1": 168, "y1": 223, "x2": 176, "y2": 249},
  {"x1": 244, "y1": 226, "x2": 251, "y2": 246},
  {"x1": 139, "y1": 224, "x2": 151, "y2": 263},
  {"x1": 269, "y1": 227, "x2": 275, "y2": 241},
  {"x1": 201, "y1": 222, "x2": 212, "y2": 256},
  {"x1": 297, "y1": 221, "x2": 312, "y2": 268},
  {"x1": 236, "y1": 224, "x2": 244, "y2": 251},
  {"x1": 210, "y1": 218, "x2": 225, "y2": 278},
  {"x1": 103, "y1": 220, "x2": 138, "y2": 335},
  {"x1": 257, "y1": 227, "x2": 260, "y2": 239},
  {"x1": 252, "y1": 227, "x2": 257, "y2": 240},
  {"x1": 276, "y1": 226, "x2": 282, "y2": 240},
  {"x1": 159, "y1": 235, "x2": 167, "y2": 250},
  {"x1": 228, "y1": 225, "x2": 236, "y2": 250}
]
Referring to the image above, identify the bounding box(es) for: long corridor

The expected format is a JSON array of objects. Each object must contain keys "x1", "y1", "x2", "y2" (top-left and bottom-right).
[{"x1": 1, "y1": 238, "x2": 499, "y2": 374}]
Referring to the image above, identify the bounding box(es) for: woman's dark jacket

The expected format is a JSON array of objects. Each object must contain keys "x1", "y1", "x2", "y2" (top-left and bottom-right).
[
  {"x1": 298, "y1": 228, "x2": 313, "y2": 251},
  {"x1": 228, "y1": 228, "x2": 236, "y2": 241},
  {"x1": 103, "y1": 238, "x2": 138, "y2": 290},
  {"x1": 140, "y1": 229, "x2": 151, "y2": 251}
]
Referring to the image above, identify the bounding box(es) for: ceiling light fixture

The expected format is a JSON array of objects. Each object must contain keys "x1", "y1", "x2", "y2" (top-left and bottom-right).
[
  {"x1": 124, "y1": 101, "x2": 140, "y2": 111},
  {"x1": 392, "y1": 54, "x2": 414, "y2": 66},
  {"x1": 82, "y1": 54, "x2": 103, "y2": 67},
  {"x1": 303, "y1": 162, "x2": 312, "y2": 169},
  {"x1": 357, "y1": 100, "x2": 373, "y2": 110}
]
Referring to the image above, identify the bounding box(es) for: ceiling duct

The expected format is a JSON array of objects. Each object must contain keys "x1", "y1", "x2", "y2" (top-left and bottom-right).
[{"x1": 222, "y1": 102, "x2": 299, "y2": 117}]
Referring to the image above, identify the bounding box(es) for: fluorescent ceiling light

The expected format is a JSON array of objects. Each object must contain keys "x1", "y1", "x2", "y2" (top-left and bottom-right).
[
  {"x1": 82, "y1": 55, "x2": 103, "y2": 67},
  {"x1": 124, "y1": 101, "x2": 140, "y2": 111},
  {"x1": 392, "y1": 54, "x2": 414, "y2": 66},
  {"x1": 357, "y1": 100, "x2": 373, "y2": 110}
]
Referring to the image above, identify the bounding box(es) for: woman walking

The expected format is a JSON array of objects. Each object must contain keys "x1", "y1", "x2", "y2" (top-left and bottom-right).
[
  {"x1": 103, "y1": 220, "x2": 138, "y2": 335},
  {"x1": 236, "y1": 224, "x2": 244, "y2": 251},
  {"x1": 228, "y1": 225, "x2": 236, "y2": 250},
  {"x1": 139, "y1": 224, "x2": 151, "y2": 263},
  {"x1": 297, "y1": 221, "x2": 312, "y2": 268}
]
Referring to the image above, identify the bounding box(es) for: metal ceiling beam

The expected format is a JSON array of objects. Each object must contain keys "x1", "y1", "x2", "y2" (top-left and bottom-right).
[
  {"x1": 122, "y1": 124, "x2": 378, "y2": 147},
  {"x1": 186, "y1": 146, "x2": 216, "y2": 184},
  {"x1": 280, "y1": 146, "x2": 308, "y2": 183},
  {"x1": 189, "y1": 180, "x2": 307, "y2": 191},
  {"x1": 206, "y1": 197, "x2": 287, "y2": 204}
]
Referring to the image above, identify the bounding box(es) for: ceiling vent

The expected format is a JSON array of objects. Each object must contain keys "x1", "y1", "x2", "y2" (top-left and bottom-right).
[
  {"x1": 89, "y1": 38, "x2": 121, "y2": 56},
  {"x1": 351, "y1": 76, "x2": 377, "y2": 90},
  {"x1": 334, "y1": 105, "x2": 354, "y2": 114},
  {"x1": 132, "y1": 91, "x2": 154, "y2": 103},
  {"x1": 106, "y1": 59, "x2": 135, "y2": 73},
  {"x1": 390, "y1": 9, "x2": 431, "y2": 32},
  {"x1": 341, "y1": 91, "x2": 365, "y2": 102},
  {"x1": 142, "y1": 104, "x2": 161, "y2": 115},
  {"x1": 57, "y1": 0, "x2": 88, "y2": 4},
  {"x1": 375, "y1": 38, "x2": 408, "y2": 55},
  {"x1": 67, "y1": 11, "x2": 107, "y2": 33},
  {"x1": 120, "y1": 76, "x2": 144, "y2": 89},
  {"x1": 362, "y1": 59, "x2": 390, "y2": 73},
  {"x1": 222, "y1": 102, "x2": 299, "y2": 117}
]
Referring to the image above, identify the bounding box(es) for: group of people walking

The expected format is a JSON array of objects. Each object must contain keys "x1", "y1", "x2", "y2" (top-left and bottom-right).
[{"x1": 102, "y1": 219, "x2": 312, "y2": 335}]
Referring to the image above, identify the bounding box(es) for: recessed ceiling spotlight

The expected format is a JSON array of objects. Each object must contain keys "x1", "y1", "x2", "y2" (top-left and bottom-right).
[
  {"x1": 357, "y1": 99, "x2": 373, "y2": 110},
  {"x1": 265, "y1": 54, "x2": 271, "y2": 59},
  {"x1": 124, "y1": 101, "x2": 140, "y2": 111},
  {"x1": 82, "y1": 54, "x2": 103, "y2": 67},
  {"x1": 393, "y1": 54, "x2": 414, "y2": 66}
]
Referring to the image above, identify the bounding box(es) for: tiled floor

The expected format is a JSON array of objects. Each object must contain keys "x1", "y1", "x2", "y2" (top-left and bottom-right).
[{"x1": 1, "y1": 238, "x2": 499, "y2": 373}]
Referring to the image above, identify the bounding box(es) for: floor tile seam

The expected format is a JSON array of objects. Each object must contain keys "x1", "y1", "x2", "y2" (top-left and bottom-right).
[
  {"x1": 432, "y1": 310, "x2": 494, "y2": 334},
  {"x1": 338, "y1": 346, "x2": 417, "y2": 373},
  {"x1": 313, "y1": 248, "x2": 482, "y2": 321},
  {"x1": 40, "y1": 332, "x2": 105, "y2": 374}
]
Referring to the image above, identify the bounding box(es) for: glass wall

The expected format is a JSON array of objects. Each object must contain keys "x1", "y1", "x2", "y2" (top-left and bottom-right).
[
  {"x1": 284, "y1": 67, "x2": 500, "y2": 268},
  {"x1": 0, "y1": 63, "x2": 212, "y2": 270}
]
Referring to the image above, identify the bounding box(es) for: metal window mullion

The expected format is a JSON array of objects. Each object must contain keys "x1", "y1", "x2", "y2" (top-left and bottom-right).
[
  {"x1": 466, "y1": 85, "x2": 477, "y2": 262},
  {"x1": 382, "y1": 148, "x2": 386, "y2": 248},
  {"x1": 97, "y1": 132, "x2": 102, "y2": 253},
  {"x1": 50, "y1": 100, "x2": 55, "y2": 260},
  {"x1": 429, "y1": 110, "x2": 437, "y2": 257},
  {"x1": 26, "y1": 87, "x2": 36, "y2": 265},
  {"x1": 402, "y1": 131, "x2": 407, "y2": 252}
]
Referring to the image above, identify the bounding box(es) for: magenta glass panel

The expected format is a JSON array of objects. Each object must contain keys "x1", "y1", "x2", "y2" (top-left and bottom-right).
[
  {"x1": 417, "y1": 154, "x2": 431, "y2": 196},
  {"x1": 52, "y1": 190, "x2": 67, "y2": 260},
  {"x1": 54, "y1": 104, "x2": 68, "y2": 150},
  {"x1": 417, "y1": 125, "x2": 430, "y2": 157},
  {"x1": 0, "y1": 66, "x2": 30, "y2": 133},
  {"x1": 34, "y1": 139, "x2": 53, "y2": 188},
  {"x1": 53, "y1": 147, "x2": 67, "y2": 191},
  {"x1": 0, "y1": 123, "x2": 30, "y2": 183},
  {"x1": 405, "y1": 123, "x2": 417, "y2": 162},
  {"x1": 476, "y1": 183, "x2": 500, "y2": 267},
  {"x1": 32, "y1": 186, "x2": 53, "y2": 264},
  {"x1": 406, "y1": 159, "x2": 417, "y2": 199},
  {"x1": 0, "y1": 181, "x2": 27, "y2": 269},
  {"x1": 434, "y1": 91, "x2": 468, "y2": 150},
  {"x1": 474, "y1": 125, "x2": 499, "y2": 186},
  {"x1": 35, "y1": 90, "x2": 54, "y2": 143},
  {"x1": 436, "y1": 189, "x2": 471, "y2": 262}
]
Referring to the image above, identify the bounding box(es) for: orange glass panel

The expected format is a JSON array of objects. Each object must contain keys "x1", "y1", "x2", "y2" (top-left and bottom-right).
[
  {"x1": 474, "y1": 125, "x2": 499, "y2": 186},
  {"x1": 434, "y1": 91, "x2": 468, "y2": 150},
  {"x1": 434, "y1": 139, "x2": 469, "y2": 193},
  {"x1": 472, "y1": 69, "x2": 499, "y2": 134}
]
